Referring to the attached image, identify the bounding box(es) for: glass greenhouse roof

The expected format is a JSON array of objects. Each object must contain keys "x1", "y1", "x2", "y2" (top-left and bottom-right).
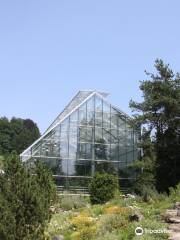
[{"x1": 20, "y1": 91, "x2": 140, "y2": 192}]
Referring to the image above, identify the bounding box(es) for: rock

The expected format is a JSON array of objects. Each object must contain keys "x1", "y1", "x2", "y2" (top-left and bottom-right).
[
  {"x1": 129, "y1": 211, "x2": 144, "y2": 222},
  {"x1": 168, "y1": 217, "x2": 180, "y2": 224},
  {"x1": 52, "y1": 235, "x2": 64, "y2": 240},
  {"x1": 168, "y1": 232, "x2": 180, "y2": 240},
  {"x1": 168, "y1": 224, "x2": 180, "y2": 232},
  {"x1": 0, "y1": 169, "x2": 4, "y2": 174},
  {"x1": 49, "y1": 206, "x2": 56, "y2": 213},
  {"x1": 174, "y1": 202, "x2": 180, "y2": 210},
  {"x1": 126, "y1": 194, "x2": 136, "y2": 199},
  {"x1": 163, "y1": 209, "x2": 178, "y2": 222},
  {"x1": 177, "y1": 210, "x2": 180, "y2": 217}
]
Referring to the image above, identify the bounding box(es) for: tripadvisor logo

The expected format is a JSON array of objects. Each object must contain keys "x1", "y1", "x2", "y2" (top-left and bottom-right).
[
  {"x1": 135, "y1": 227, "x2": 144, "y2": 236},
  {"x1": 135, "y1": 226, "x2": 170, "y2": 236}
]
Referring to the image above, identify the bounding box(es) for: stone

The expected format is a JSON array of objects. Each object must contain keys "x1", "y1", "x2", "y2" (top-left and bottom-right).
[
  {"x1": 49, "y1": 206, "x2": 56, "y2": 213},
  {"x1": 168, "y1": 224, "x2": 180, "y2": 232},
  {"x1": 174, "y1": 202, "x2": 180, "y2": 210},
  {"x1": 177, "y1": 209, "x2": 180, "y2": 217},
  {"x1": 168, "y1": 217, "x2": 180, "y2": 224},
  {"x1": 129, "y1": 211, "x2": 144, "y2": 222},
  {"x1": 126, "y1": 194, "x2": 136, "y2": 199},
  {"x1": 52, "y1": 235, "x2": 64, "y2": 240},
  {"x1": 163, "y1": 209, "x2": 178, "y2": 222},
  {"x1": 168, "y1": 232, "x2": 180, "y2": 240}
]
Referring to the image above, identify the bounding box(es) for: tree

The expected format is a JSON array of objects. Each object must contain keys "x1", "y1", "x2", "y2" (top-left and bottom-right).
[
  {"x1": 130, "y1": 59, "x2": 180, "y2": 192},
  {"x1": 130, "y1": 128, "x2": 156, "y2": 194},
  {"x1": 0, "y1": 117, "x2": 13, "y2": 154},
  {"x1": 11, "y1": 118, "x2": 40, "y2": 154},
  {"x1": 0, "y1": 153, "x2": 56, "y2": 240},
  {"x1": 0, "y1": 117, "x2": 40, "y2": 155}
]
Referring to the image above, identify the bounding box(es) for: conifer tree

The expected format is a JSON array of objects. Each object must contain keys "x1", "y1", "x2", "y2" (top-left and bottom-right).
[
  {"x1": 130, "y1": 59, "x2": 180, "y2": 192},
  {"x1": 0, "y1": 153, "x2": 56, "y2": 240}
]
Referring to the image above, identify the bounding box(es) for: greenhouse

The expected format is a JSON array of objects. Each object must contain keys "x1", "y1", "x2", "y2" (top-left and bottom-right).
[{"x1": 20, "y1": 91, "x2": 140, "y2": 192}]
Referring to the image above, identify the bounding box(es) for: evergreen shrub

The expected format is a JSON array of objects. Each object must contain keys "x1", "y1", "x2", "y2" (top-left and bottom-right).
[{"x1": 89, "y1": 173, "x2": 119, "y2": 204}]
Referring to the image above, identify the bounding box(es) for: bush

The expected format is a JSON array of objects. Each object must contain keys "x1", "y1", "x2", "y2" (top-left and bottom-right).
[
  {"x1": 0, "y1": 154, "x2": 56, "y2": 240},
  {"x1": 98, "y1": 214, "x2": 128, "y2": 234},
  {"x1": 70, "y1": 212, "x2": 97, "y2": 240},
  {"x1": 103, "y1": 205, "x2": 128, "y2": 215},
  {"x1": 59, "y1": 195, "x2": 87, "y2": 210},
  {"x1": 169, "y1": 182, "x2": 180, "y2": 202},
  {"x1": 89, "y1": 173, "x2": 119, "y2": 204}
]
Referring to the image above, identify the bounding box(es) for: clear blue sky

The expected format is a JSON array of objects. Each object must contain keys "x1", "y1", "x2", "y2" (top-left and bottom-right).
[{"x1": 0, "y1": 0, "x2": 180, "y2": 133}]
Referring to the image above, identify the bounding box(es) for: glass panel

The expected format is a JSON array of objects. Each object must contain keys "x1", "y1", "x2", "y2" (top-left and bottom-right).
[
  {"x1": 61, "y1": 118, "x2": 69, "y2": 132},
  {"x1": 111, "y1": 107, "x2": 118, "y2": 129},
  {"x1": 111, "y1": 129, "x2": 118, "y2": 144},
  {"x1": 110, "y1": 144, "x2": 119, "y2": 161},
  {"x1": 79, "y1": 103, "x2": 86, "y2": 126},
  {"x1": 32, "y1": 141, "x2": 42, "y2": 157},
  {"x1": 87, "y1": 97, "x2": 94, "y2": 111},
  {"x1": 119, "y1": 153, "x2": 127, "y2": 162},
  {"x1": 95, "y1": 127, "x2": 102, "y2": 142},
  {"x1": 77, "y1": 143, "x2": 92, "y2": 159},
  {"x1": 95, "y1": 141, "x2": 108, "y2": 160},
  {"x1": 103, "y1": 101, "x2": 110, "y2": 129},
  {"x1": 87, "y1": 97, "x2": 94, "y2": 126},
  {"x1": 86, "y1": 143, "x2": 92, "y2": 159},
  {"x1": 95, "y1": 111, "x2": 102, "y2": 127},
  {"x1": 69, "y1": 127, "x2": 77, "y2": 143},
  {"x1": 60, "y1": 118, "x2": 69, "y2": 144},
  {"x1": 60, "y1": 142, "x2": 68, "y2": 158},
  {"x1": 69, "y1": 143, "x2": 77, "y2": 159},
  {"x1": 103, "y1": 101, "x2": 110, "y2": 114},
  {"x1": 70, "y1": 110, "x2": 78, "y2": 127},
  {"x1": 40, "y1": 157, "x2": 67, "y2": 175},
  {"x1": 118, "y1": 116, "x2": 126, "y2": 130},
  {"x1": 127, "y1": 130, "x2": 134, "y2": 146},
  {"x1": 67, "y1": 177, "x2": 91, "y2": 188},
  {"x1": 127, "y1": 151, "x2": 134, "y2": 164},
  {"x1": 79, "y1": 127, "x2": 87, "y2": 142},
  {"x1": 95, "y1": 161, "x2": 117, "y2": 174},
  {"x1": 41, "y1": 138, "x2": 60, "y2": 157},
  {"x1": 95, "y1": 95, "x2": 102, "y2": 112},
  {"x1": 68, "y1": 159, "x2": 92, "y2": 176},
  {"x1": 102, "y1": 129, "x2": 111, "y2": 144},
  {"x1": 78, "y1": 143, "x2": 86, "y2": 159},
  {"x1": 86, "y1": 127, "x2": 93, "y2": 142}
]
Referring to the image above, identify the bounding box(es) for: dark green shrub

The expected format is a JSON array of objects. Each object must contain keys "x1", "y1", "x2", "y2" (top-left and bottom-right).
[
  {"x1": 0, "y1": 154, "x2": 56, "y2": 240},
  {"x1": 89, "y1": 173, "x2": 119, "y2": 204}
]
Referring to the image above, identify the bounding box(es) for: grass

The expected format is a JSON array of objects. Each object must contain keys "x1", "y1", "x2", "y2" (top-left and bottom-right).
[{"x1": 44, "y1": 190, "x2": 177, "y2": 240}]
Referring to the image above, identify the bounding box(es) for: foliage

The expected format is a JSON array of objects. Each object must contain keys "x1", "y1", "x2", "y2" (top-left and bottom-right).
[
  {"x1": 89, "y1": 173, "x2": 119, "y2": 204},
  {"x1": 70, "y1": 212, "x2": 97, "y2": 240},
  {"x1": 98, "y1": 214, "x2": 128, "y2": 234},
  {"x1": 44, "y1": 186, "x2": 178, "y2": 240},
  {"x1": 58, "y1": 195, "x2": 87, "y2": 211},
  {"x1": 169, "y1": 182, "x2": 180, "y2": 202},
  {"x1": 0, "y1": 155, "x2": 5, "y2": 169},
  {"x1": 130, "y1": 59, "x2": 180, "y2": 192},
  {"x1": 130, "y1": 128, "x2": 156, "y2": 194},
  {"x1": 0, "y1": 154, "x2": 56, "y2": 240},
  {"x1": 0, "y1": 117, "x2": 40, "y2": 155},
  {"x1": 45, "y1": 213, "x2": 72, "y2": 239},
  {"x1": 103, "y1": 205, "x2": 128, "y2": 215}
]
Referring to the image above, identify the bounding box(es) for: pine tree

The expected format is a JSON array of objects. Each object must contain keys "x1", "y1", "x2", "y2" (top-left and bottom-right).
[
  {"x1": 130, "y1": 128, "x2": 156, "y2": 194},
  {"x1": 0, "y1": 153, "x2": 56, "y2": 240},
  {"x1": 130, "y1": 59, "x2": 180, "y2": 192}
]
